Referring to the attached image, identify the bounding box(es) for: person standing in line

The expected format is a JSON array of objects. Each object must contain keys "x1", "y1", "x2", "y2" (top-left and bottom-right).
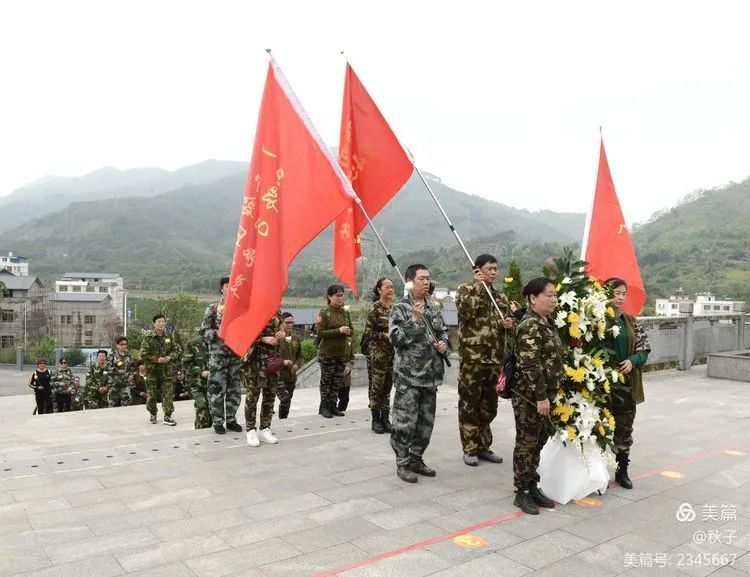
[
  {"x1": 184, "y1": 335, "x2": 212, "y2": 429},
  {"x1": 71, "y1": 376, "x2": 84, "y2": 411},
  {"x1": 131, "y1": 360, "x2": 148, "y2": 405},
  {"x1": 28, "y1": 359, "x2": 53, "y2": 414},
  {"x1": 362, "y1": 277, "x2": 396, "y2": 434},
  {"x1": 140, "y1": 314, "x2": 180, "y2": 426},
  {"x1": 200, "y1": 277, "x2": 243, "y2": 435},
  {"x1": 277, "y1": 312, "x2": 302, "y2": 419},
  {"x1": 85, "y1": 350, "x2": 110, "y2": 410},
  {"x1": 389, "y1": 264, "x2": 450, "y2": 483},
  {"x1": 53, "y1": 358, "x2": 74, "y2": 412},
  {"x1": 107, "y1": 336, "x2": 133, "y2": 407},
  {"x1": 316, "y1": 285, "x2": 353, "y2": 419}
]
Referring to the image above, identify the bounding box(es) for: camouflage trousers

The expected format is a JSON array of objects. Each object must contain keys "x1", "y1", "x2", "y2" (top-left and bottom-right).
[
  {"x1": 108, "y1": 378, "x2": 131, "y2": 407},
  {"x1": 368, "y1": 354, "x2": 394, "y2": 411},
  {"x1": 146, "y1": 372, "x2": 174, "y2": 417},
  {"x1": 390, "y1": 383, "x2": 437, "y2": 468},
  {"x1": 511, "y1": 388, "x2": 554, "y2": 489},
  {"x1": 276, "y1": 378, "x2": 296, "y2": 419},
  {"x1": 612, "y1": 394, "x2": 636, "y2": 456},
  {"x1": 458, "y1": 363, "x2": 501, "y2": 455},
  {"x1": 207, "y1": 345, "x2": 243, "y2": 426},
  {"x1": 244, "y1": 363, "x2": 278, "y2": 430},
  {"x1": 319, "y1": 355, "x2": 346, "y2": 406},
  {"x1": 192, "y1": 383, "x2": 212, "y2": 429}
]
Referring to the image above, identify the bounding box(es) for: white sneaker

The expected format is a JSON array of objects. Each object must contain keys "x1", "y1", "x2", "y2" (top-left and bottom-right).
[
  {"x1": 246, "y1": 429, "x2": 260, "y2": 447},
  {"x1": 258, "y1": 428, "x2": 278, "y2": 444}
]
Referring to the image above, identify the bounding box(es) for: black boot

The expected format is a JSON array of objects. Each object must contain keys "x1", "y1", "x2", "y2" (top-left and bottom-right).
[
  {"x1": 371, "y1": 410, "x2": 384, "y2": 434},
  {"x1": 513, "y1": 487, "x2": 539, "y2": 515},
  {"x1": 330, "y1": 402, "x2": 345, "y2": 417},
  {"x1": 381, "y1": 408, "x2": 394, "y2": 433},
  {"x1": 278, "y1": 405, "x2": 289, "y2": 420},
  {"x1": 318, "y1": 401, "x2": 323, "y2": 415},
  {"x1": 320, "y1": 402, "x2": 333, "y2": 419},
  {"x1": 615, "y1": 453, "x2": 633, "y2": 489},
  {"x1": 530, "y1": 485, "x2": 556, "y2": 508}
]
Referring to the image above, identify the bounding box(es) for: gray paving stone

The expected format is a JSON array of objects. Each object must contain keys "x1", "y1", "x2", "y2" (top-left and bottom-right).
[
  {"x1": 305, "y1": 496, "x2": 391, "y2": 524},
  {"x1": 184, "y1": 537, "x2": 301, "y2": 577},
  {"x1": 115, "y1": 534, "x2": 230, "y2": 573},
  {"x1": 10, "y1": 478, "x2": 103, "y2": 503},
  {"x1": 123, "y1": 486, "x2": 213, "y2": 511},
  {"x1": 65, "y1": 482, "x2": 155, "y2": 507},
  {"x1": 11, "y1": 555, "x2": 124, "y2": 577},
  {"x1": 429, "y1": 501, "x2": 520, "y2": 532},
  {"x1": 574, "y1": 532, "x2": 670, "y2": 574},
  {"x1": 256, "y1": 543, "x2": 370, "y2": 577},
  {"x1": 118, "y1": 561, "x2": 197, "y2": 577},
  {"x1": 149, "y1": 508, "x2": 248, "y2": 540},
  {"x1": 314, "y1": 476, "x2": 403, "y2": 503},
  {"x1": 242, "y1": 492, "x2": 330, "y2": 520},
  {"x1": 4, "y1": 523, "x2": 93, "y2": 552},
  {"x1": 180, "y1": 490, "x2": 269, "y2": 516},
  {"x1": 215, "y1": 514, "x2": 317, "y2": 548},
  {"x1": 564, "y1": 507, "x2": 652, "y2": 543},
  {"x1": 429, "y1": 552, "x2": 532, "y2": 577},
  {"x1": 27, "y1": 500, "x2": 129, "y2": 530},
  {"x1": 0, "y1": 547, "x2": 51, "y2": 575},
  {"x1": 85, "y1": 504, "x2": 187, "y2": 535},
  {"x1": 527, "y1": 554, "x2": 618, "y2": 576},
  {"x1": 44, "y1": 526, "x2": 159, "y2": 564},
  {"x1": 501, "y1": 529, "x2": 595, "y2": 569},
  {"x1": 363, "y1": 501, "x2": 453, "y2": 530},
  {"x1": 336, "y1": 548, "x2": 451, "y2": 577},
  {"x1": 351, "y1": 521, "x2": 446, "y2": 555}
]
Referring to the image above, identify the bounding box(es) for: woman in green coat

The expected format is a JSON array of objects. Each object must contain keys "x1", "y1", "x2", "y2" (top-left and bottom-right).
[{"x1": 316, "y1": 284, "x2": 354, "y2": 419}]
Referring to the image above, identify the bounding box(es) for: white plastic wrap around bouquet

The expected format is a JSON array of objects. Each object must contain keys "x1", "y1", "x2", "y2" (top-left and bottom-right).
[{"x1": 538, "y1": 437, "x2": 610, "y2": 504}]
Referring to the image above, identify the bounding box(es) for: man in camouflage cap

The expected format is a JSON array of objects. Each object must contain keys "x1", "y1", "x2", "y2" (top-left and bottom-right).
[
  {"x1": 455, "y1": 254, "x2": 515, "y2": 467},
  {"x1": 389, "y1": 264, "x2": 450, "y2": 483}
]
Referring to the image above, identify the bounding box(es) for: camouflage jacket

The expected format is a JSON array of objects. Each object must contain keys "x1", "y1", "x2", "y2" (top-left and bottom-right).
[
  {"x1": 279, "y1": 334, "x2": 302, "y2": 383},
  {"x1": 612, "y1": 313, "x2": 651, "y2": 405},
  {"x1": 85, "y1": 363, "x2": 109, "y2": 409},
  {"x1": 363, "y1": 301, "x2": 394, "y2": 363},
  {"x1": 139, "y1": 330, "x2": 181, "y2": 373},
  {"x1": 456, "y1": 282, "x2": 510, "y2": 366},
  {"x1": 245, "y1": 313, "x2": 283, "y2": 368},
  {"x1": 200, "y1": 301, "x2": 225, "y2": 344},
  {"x1": 71, "y1": 387, "x2": 84, "y2": 410},
  {"x1": 107, "y1": 351, "x2": 133, "y2": 384},
  {"x1": 184, "y1": 336, "x2": 209, "y2": 393},
  {"x1": 389, "y1": 295, "x2": 450, "y2": 389},
  {"x1": 515, "y1": 308, "x2": 565, "y2": 401},
  {"x1": 52, "y1": 367, "x2": 74, "y2": 395}
]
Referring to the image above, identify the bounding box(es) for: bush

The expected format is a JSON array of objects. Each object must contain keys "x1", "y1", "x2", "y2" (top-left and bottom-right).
[
  {"x1": 300, "y1": 339, "x2": 318, "y2": 366},
  {"x1": 64, "y1": 347, "x2": 87, "y2": 367}
]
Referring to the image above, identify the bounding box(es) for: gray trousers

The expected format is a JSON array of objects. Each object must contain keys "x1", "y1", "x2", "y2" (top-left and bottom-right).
[{"x1": 390, "y1": 383, "x2": 437, "y2": 468}]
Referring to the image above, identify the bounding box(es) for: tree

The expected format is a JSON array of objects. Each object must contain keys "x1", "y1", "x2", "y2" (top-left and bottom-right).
[
  {"x1": 154, "y1": 293, "x2": 205, "y2": 341},
  {"x1": 503, "y1": 259, "x2": 525, "y2": 306}
]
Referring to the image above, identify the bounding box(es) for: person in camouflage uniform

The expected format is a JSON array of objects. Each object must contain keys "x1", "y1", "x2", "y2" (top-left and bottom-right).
[
  {"x1": 184, "y1": 335, "x2": 212, "y2": 429},
  {"x1": 456, "y1": 254, "x2": 515, "y2": 466},
  {"x1": 317, "y1": 285, "x2": 354, "y2": 419},
  {"x1": 243, "y1": 312, "x2": 284, "y2": 446},
  {"x1": 277, "y1": 313, "x2": 302, "y2": 419},
  {"x1": 389, "y1": 264, "x2": 450, "y2": 484},
  {"x1": 200, "y1": 277, "x2": 244, "y2": 435},
  {"x1": 71, "y1": 376, "x2": 84, "y2": 411},
  {"x1": 84, "y1": 351, "x2": 109, "y2": 410},
  {"x1": 52, "y1": 358, "x2": 74, "y2": 412},
  {"x1": 336, "y1": 336, "x2": 356, "y2": 412},
  {"x1": 605, "y1": 277, "x2": 651, "y2": 490},
  {"x1": 131, "y1": 360, "x2": 148, "y2": 405},
  {"x1": 107, "y1": 336, "x2": 133, "y2": 407},
  {"x1": 140, "y1": 313, "x2": 181, "y2": 425},
  {"x1": 512, "y1": 277, "x2": 564, "y2": 515},
  {"x1": 363, "y1": 278, "x2": 396, "y2": 434}
]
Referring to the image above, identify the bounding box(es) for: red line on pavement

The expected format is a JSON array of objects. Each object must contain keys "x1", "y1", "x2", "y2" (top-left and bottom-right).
[
  {"x1": 311, "y1": 511, "x2": 524, "y2": 577},
  {"x1": 312, "y1": 436, "x2": 750, "y2": 576}
]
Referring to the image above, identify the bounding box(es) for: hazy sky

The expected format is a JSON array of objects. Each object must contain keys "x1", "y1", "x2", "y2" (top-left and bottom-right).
[{"x1": 2, "y1": 0, "x2": 749, "y2": 224}]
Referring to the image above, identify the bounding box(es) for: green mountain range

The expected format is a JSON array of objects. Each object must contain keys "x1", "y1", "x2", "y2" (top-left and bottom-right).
[{"x1": 2, "y1": 162, "x2": 748, "y2": 305}]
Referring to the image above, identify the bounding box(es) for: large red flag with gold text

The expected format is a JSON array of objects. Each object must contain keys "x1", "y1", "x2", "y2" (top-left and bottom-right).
[
  {"x1": 583, "y1": 138, "x2": 646, "y2": 315},
  {"x1": 219, "y1": 61, "x2": 354, "y2": 355},
  {"x1": 333, "y1": 64, "x2": 414, "y2": 294}
]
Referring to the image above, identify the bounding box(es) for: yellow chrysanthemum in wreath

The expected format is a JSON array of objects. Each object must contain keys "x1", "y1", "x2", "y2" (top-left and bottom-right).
[
  {"x1": 565, "y1": 366, "x2": 587, "y2": 383},
  {"x1": 566, "y1": 426, "x2": 577, "y2": 440},
  {"x1": 569, "y1": 325, "x2": 581, "y2": 338},
  {"x1": 606, "y1": 306, "x2": 615, "y2": 318},
  {"x1": 603, "y1": 379, "x2": 611, "y2": 393},
  {"x1": 553, "y1": 404, "x2": 575, "y2": 423},
  {"x1": 567, "y1": 312, "x2": 579, "y2": 324},
  {"x1": 598, "y1": 425, "x2": 606, "y2": 436}
]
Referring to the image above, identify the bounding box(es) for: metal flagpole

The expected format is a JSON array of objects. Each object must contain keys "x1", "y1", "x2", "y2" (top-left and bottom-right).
[{"x1": 410, "y1": 162, "x2": 506, "y2": 321}]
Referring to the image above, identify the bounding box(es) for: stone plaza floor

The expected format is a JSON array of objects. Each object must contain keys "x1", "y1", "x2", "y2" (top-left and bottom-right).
[{"x1": 1, "y1": 365, "x2": 750, "y2": 576}]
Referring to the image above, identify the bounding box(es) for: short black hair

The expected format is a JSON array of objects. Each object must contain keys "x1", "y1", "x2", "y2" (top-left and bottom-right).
[
  {"x1": 523, "y1": 277, "x2": 556, "y2": 301},
  {"x1": 428, "y1": 281, "x2": 436, "y2": 296},
  {"x1": 474, "y1": 254, "x2": 497, "y2": 269},
  {"x1": 96, "y1": 350, "x2": 108, "y2": 357},
  {"x1": 152, "y1": 313, "x2": 165, "y2": 323},
  {"x1": 136, "y1": 359, "x2": 145, "y2": 367},
  {"x1": 604, "y1": 277, "x2": 627, "y2": 290},
  {"x1": 326, "y1": 284, "x2": 345, "y2": 304},
  {"x1": 115, "y1": 336, "x2": 127, "y2": 345},
  {"x1": 220, "y1": 276, "x2": 230, "y2": 290},
  {"x1": 282, "y1": 312, "x2": 294, "y2": 320},
  {"x1": 404, "y1": 264, "x2": 428, "y2": 282}
]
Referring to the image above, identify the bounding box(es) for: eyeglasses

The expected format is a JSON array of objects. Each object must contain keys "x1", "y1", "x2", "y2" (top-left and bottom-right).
[{"x1": 60, "y1": 361, "x2": 68, "y2": 365}]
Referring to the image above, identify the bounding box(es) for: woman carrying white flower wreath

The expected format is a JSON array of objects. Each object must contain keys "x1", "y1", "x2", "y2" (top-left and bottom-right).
[{"x1": 605, "y1": 277, "x2": 651, "y2": 489}]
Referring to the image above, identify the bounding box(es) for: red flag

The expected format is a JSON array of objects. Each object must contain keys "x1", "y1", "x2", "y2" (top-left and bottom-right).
[
  {"x1": 334, "y1": 64, "x2": 414, "y2": 294},
  {"x1": 219, "y1": 61, "x2": 354, "y2": 355},
  {"x1": 583, "y1": 138, "x2": 646, "y2": 315}
]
